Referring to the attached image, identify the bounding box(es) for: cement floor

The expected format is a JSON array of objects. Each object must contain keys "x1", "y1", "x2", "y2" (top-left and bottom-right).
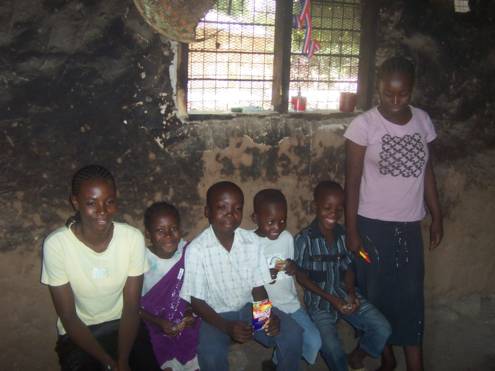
[{"x1": 3, "y1": 296, "x2": 493, "y2": 370}]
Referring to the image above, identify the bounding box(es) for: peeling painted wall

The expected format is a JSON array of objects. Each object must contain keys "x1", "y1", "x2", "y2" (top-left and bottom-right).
[{"x1": 1, "y1": 113, "x2": 495, "y2": 370}]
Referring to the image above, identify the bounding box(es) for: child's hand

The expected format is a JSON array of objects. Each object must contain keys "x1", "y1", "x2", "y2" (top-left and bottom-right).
[
  {"x1": 429, "y1": 219, "x2": 443, "y2": 250},
  {"x1": 182, "y1": 315, "x2": 196, "y2": 328},
  {"x1": 269, "y1": 268, "x2": 279, "y2": 281},
  {"x1": 332, "y1": 297, "x2": 355, "y2": 316},
  {"x1": 227, "y1": 320, "x2": 253, "y2": 343},
  {"x1": 160, "y1": 319, "x2": 180, "y2": 337},
  {"x1": 346, "y1": 291, "x2": 360, "y2": 313},
  {"x1": 284, "y1": 259, "x2": 297, "y2": 276},
  {"x1": 274, "y1": 259, "x2": 287, "y2": 272},
  {"x1": 346, "y1": 231, "x2": 362, "y2": 253},
  {"x1": 262, "y1": 312, "x2": 280, "y2": 337}
]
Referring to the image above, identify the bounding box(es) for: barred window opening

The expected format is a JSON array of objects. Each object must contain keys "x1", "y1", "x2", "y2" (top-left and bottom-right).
[{"x1": 188, "y1": 0, "x2": 361, "y2": 113}]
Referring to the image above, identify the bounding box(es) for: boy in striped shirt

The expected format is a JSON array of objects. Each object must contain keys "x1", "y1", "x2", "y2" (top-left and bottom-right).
[{"x1": 289, "y1": 181, "x2": 391, "y2": 371}]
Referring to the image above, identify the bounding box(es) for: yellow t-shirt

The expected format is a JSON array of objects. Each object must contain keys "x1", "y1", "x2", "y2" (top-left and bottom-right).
[{"x1": 41, "y1": 222, "x2": 148, "y2": 335}]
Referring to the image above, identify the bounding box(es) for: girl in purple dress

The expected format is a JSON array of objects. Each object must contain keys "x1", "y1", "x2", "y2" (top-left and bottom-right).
[{"x1": 140, "y1": 202, "x2": 200, "y2": 371}]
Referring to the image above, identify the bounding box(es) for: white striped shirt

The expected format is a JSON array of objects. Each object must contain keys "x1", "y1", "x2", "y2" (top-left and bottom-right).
[{"x1": 180, "y1": 226, "x2": 272, "y2": 313}]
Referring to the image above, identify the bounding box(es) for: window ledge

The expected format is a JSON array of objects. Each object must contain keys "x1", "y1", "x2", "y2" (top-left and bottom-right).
[{"x1": 184, "y1": 110, "x2": 362, "y2": 122}]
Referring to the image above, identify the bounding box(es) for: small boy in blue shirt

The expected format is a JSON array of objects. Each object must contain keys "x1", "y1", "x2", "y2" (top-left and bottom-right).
[{"x1": 289, "y1": 180, "x2": 391, "y2": 371}]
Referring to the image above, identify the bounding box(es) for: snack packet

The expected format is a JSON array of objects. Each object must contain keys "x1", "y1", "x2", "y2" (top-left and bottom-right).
[
  {"x1": 252, "y1": 299, "x2": 272, "y2": 331},
  {"x1": 269, "y1": 256, "x2": 287, "y2": 271}
]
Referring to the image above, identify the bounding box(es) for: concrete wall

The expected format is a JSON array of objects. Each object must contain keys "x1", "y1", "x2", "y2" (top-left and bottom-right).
[{"x1": 1, "y1": 113, "x2": 494, "y2": 369}]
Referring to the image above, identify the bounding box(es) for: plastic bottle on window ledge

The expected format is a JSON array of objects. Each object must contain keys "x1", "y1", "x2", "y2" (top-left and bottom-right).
[
  {"x1": 291, "y1": 88, "x2": 307, "y2": 112},
  {"x1": 339, "y1": 92, "x2": 357, "y2": 113}
]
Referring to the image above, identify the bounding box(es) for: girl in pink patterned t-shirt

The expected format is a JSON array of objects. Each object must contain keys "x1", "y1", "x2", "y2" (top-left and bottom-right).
[{"x1": 344, "y1": 56, "x2": 443, "y2": 371}]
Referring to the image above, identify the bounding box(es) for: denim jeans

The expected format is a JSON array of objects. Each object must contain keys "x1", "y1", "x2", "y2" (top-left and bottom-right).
[
  {"x1": 310, "y1": 301, "x2": 391, "y2": 371},
  {"x1": 289, "y1": 308, "x2": 322, "y2": 364},
  {"x1": 197, "y1": 303, "x2": 303, "y2": 371},
  {"x1": 272, "y1": 308, "x2": 322, "y2": 365}
]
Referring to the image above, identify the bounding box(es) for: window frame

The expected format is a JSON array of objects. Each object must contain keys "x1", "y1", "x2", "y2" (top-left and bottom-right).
[{"x1": 175, "y1": 0, "x2": 378, "y2": 117}]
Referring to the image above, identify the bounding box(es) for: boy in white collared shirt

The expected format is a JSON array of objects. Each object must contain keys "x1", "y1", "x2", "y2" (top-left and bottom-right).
[{"x1": 180, "y1": 181, "x2": 303, "y2": 371}]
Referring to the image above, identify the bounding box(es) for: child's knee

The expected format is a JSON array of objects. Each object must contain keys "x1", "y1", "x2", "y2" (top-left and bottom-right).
[
  {"x1": 198, "y1": 346, "x2": 229, "y2": 371},
  {"x1": 280, "y1": 312, "x2": 304, "y2": 335},
  {"x1": 305, "y1": 330, "x2": 322, "y2": 350},
  {"x1": 320, "y1": 333, "x2": 344, "y2": 356},
  {"x1": 375, "y1": 318, "x2": 392, "y2": 343}
]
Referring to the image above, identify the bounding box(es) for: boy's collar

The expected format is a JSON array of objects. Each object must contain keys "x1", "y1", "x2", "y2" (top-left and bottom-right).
[
  {"x1": 308, "y1": 219, "x2": 344, "y2": 239},
  {"x1": 208, "y1": 224, "x2": 238, "y2": 249}
]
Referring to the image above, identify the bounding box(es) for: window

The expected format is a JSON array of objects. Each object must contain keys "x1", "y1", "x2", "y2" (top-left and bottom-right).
[
  {"x1": 188, "y1": 1, "x2": 276, "y2": 112},
  {"x1": 177, "y1": 0, "x2": 373, "y2": 114},
  {"x1": 290, "y1": 0, "x2": 361, "y2": 110},
  {"x1": 454, "y1": 0, "x2": 470, "y2": 13}
]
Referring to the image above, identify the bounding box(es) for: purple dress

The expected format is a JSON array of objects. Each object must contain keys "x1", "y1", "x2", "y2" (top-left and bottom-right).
[{"x1": 140, "y1": 244, "x2": 200, "y2": 368}]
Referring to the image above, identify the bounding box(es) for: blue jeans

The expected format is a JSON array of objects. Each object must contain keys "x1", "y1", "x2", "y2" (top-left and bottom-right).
[
  {"x1": 289, "y1": 308, "x2": 322, "y2": 364},
  {"x1": 272, "y1": 308, "x2": 322, "y2": 365},
  {"x1": 310, "y1": 301, "x2": 391, "y2": 371},
  {"x1": 197, "y1": 303, "x2": 303, "y2": 371}
]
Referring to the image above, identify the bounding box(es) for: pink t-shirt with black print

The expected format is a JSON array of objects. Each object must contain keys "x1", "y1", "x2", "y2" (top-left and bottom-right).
[{"x1": 344, "y1": 106, "x2": 437, "y2": 222}]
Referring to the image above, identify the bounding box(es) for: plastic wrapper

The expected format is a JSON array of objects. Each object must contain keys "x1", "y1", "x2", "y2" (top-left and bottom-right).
[{"x1": 252, "y1": 299, "x2": 272, "y2": 331}]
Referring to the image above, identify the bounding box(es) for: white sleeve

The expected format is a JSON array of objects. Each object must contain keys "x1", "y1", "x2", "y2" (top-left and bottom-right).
[
  {"x1": 41, "y1": 234, "x2": 68, "y2": 287},
  {"x1": 180, "y1": 243, "x2": 207, "y2": 303},
  {"x1": 252, "y1": 243, "x2": 273, "y2": 287},
  {"x1": 287, "y1": 233, "x2": 295, "y2": 260},
  {"x1": 128, "y1": 229, "x2": 148, "y2": 277},
  {"x1": 343, "y1": 113, "x2": 370, "y2": 146},
  {"x1": 423, "y1": 112, "x2": 437, "y2": 143}
]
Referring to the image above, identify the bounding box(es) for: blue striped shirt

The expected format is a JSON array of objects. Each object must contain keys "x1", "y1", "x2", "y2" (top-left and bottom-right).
[{"x1": 294, "y1": 220, "x2": 354, "y2": 315}]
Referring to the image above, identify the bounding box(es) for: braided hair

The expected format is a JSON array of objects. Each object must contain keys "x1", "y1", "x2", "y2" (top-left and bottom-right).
[
  {"x1": 377, "y1": 56, "x2": 415, "y2": 84},
  {"x1": 313, "y1": 180, "x2": 344, "y2": 201},
  {"x1": 144, "y1": 202, "x2": 181, "y2": 231},
  {"x1": 253, "y1": 189, "x2": 287, "y2": 214},
  {"x1": 66, "y1": 164, "x2": 116, "y2": 227}
]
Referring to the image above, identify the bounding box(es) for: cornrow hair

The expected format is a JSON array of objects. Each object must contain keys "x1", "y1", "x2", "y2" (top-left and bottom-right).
[
  {"x1": 206, "y1": 181, "x2": 244, "y2": 208},
  {"x1": 253, "y1": 189, "x2": 287, "y2": 214},
  {"x1": 144, "y1": 202, "x2": 181, "y2": 231},
  {"x1": 66, "y1": 164, "x2": 116, "y2": 227},
  {"x1": 377, "y1": 56, "x2": 415, "y2": 84},
  {"x1": 313, "y1": 180, "x2": 344, "y2": 201}
]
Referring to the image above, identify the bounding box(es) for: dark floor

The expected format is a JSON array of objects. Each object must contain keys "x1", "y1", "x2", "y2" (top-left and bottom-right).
[
  {"x1": 2, "y1": 296, "x2": 493, "y2": 370},
  {"x1": 229, "y1": 295, "x2": 495, "y2": 371}
]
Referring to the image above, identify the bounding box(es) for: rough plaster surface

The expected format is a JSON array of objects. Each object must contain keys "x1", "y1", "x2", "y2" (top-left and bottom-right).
[{"x1": 1, "y1": 115, "x2": 495, "y2": 370}]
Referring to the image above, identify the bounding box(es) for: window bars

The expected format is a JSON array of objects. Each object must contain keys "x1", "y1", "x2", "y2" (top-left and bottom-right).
[{"x1": 188, "y1": 0, "x2": 361, "y2": 112}]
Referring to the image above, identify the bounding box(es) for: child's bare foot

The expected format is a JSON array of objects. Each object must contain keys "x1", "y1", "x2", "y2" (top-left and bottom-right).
[
  {"x1": 348, "y1": 347, "x2": 366, "y2": 369},
  {"x1": 376, "y1": 346, "x2": 397, "y2": 371}
]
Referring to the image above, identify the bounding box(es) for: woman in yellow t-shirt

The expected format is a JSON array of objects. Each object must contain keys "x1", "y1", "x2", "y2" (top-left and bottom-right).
[{"x1": 41, "y1": 164, "x2": 159, "y2": 371}]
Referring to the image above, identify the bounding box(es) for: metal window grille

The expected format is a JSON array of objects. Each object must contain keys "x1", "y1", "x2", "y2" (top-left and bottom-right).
[
  {"x1": 188, "y1": 0, "x2": 361, "y2": 113},
  {"x1": 290, "y1": 0, "x2": 361, "y2": 110},
  {"x1": 189, "y1": 0, "x2": 276, "y2": 113},
  {"x1": 454, "y1": 0, "x2": 470, "y2": 13}
]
